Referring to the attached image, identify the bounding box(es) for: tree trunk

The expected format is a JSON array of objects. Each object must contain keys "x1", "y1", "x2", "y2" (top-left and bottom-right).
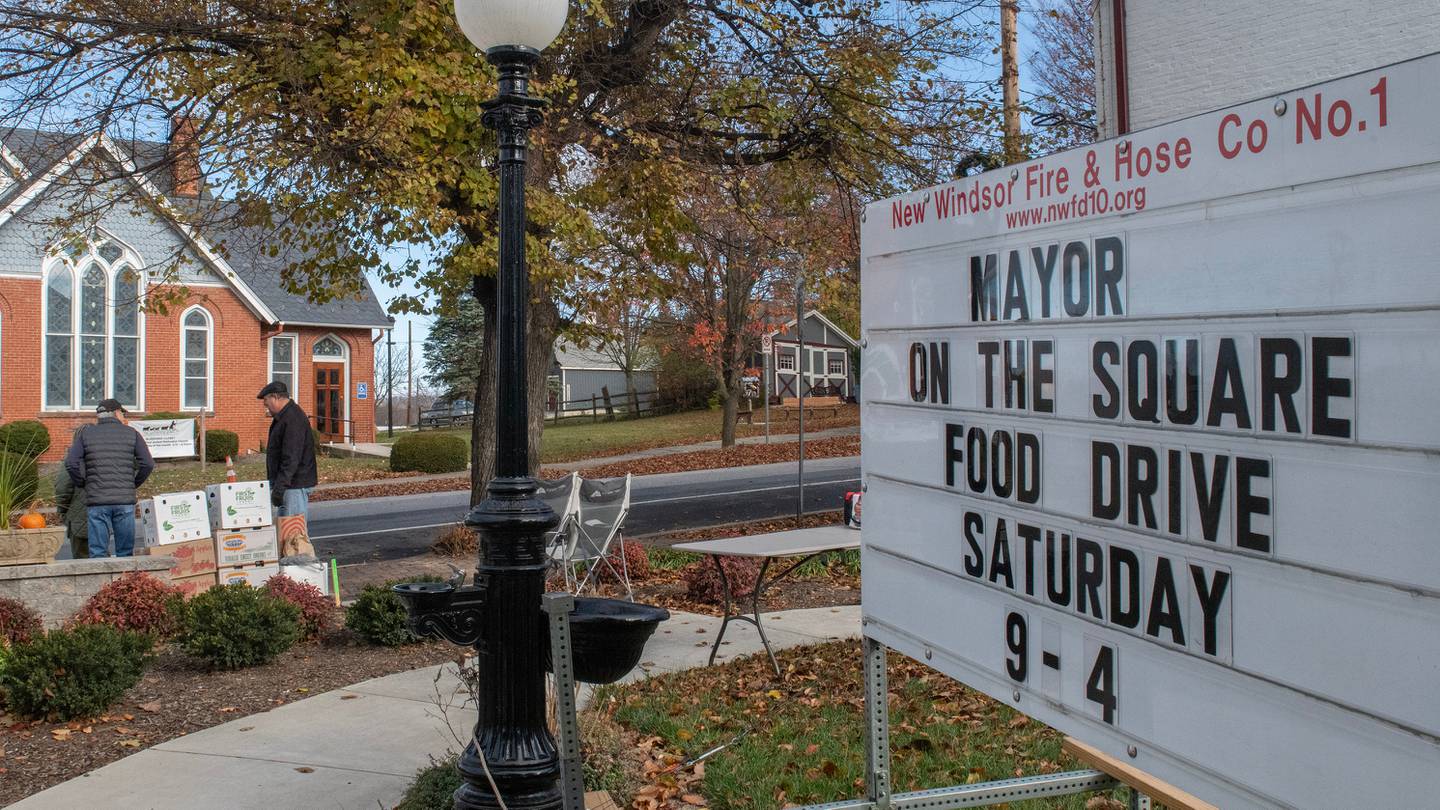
[
  {"x1": 468, "y1": 277, "x2": 561, "y2": 506},
  {"x1": 624, "y1": 370, "x2": 639, "y2": 416},
  {"x1": 720, "y1": 384, "x2": 739, "y2": 447}
]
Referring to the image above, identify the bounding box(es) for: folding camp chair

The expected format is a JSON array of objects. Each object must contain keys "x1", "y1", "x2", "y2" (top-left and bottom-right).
[
  {"x1": 536, "y1": 472, "x2": 581, "y2": 571},
  {"x1": 567, "y1": 474, "x2": 634, "y2": 599}
]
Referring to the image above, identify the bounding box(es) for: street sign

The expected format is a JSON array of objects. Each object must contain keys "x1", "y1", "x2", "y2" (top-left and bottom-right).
[
  {"x1": 859, "y1": 54, "x2": 1440, "y2": 809},
  {"x1": 356, "y1": 382, "x2": 369, "y2": 400},
  {"x1": 761, "y1": 333, "x2": 773, "y2": 352}
]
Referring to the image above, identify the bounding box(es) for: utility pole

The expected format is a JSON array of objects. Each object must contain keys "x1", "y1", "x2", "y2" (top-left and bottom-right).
[
  {"x1": 386, "y1": 328, "x2": 394, "y2": 439},
  {"x1": 1001, "y1": 0, "x2": 1023, "y2": 164},
  {"x1": 795, "y1": 275, "x2": 805, "y2": 521},
  {"x1": 406, "y1": 320, "x2": 413, "y2": 428}
]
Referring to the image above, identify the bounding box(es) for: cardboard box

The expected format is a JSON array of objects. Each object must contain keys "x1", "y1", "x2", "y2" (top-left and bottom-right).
[
  {"x1": 276, "y1": 514, "x2": 314, "y2": 557},
  {"x1": 139, "y1": 492, "x2": 211, "y2": 546},
  {"x1": 280, "y1": 561, "x2": 330, "y2": 595},
  {"x1": 214, "y1": 525, "x2": 280, "y2": 567},
  {"x1": 206, "y1": 481, "x2": 272, "y2": 530},
  {"x1": 172, "y1": 572, "x2": 219, "y2": 599},
  {"x1": 141, "y1": 537, "x2": 217, "y2": 578},
  {"x1": 218, "y1": 563, "x2": 280, "y2": 588}
]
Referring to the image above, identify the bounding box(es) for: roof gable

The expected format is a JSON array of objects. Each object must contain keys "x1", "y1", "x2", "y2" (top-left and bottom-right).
[
  {"x1": 0, "y1": 127, "x2": 391, "y2": 329},
  {"x1": 769, "y1": 310, "x2": 859, "y2": 348}
]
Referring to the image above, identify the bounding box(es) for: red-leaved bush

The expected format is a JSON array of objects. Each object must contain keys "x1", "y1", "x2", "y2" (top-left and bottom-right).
[
  {"x1": 72, "y1": 572, "x2": 185, "y2": 638},
  {"x1": 0, "y1": 596, "x2": 42, "y2": 647},
  {"x1": 603, "y1": 539, "x2": 651, "y2": 582},
  {"x1": 262, "y1": 575, "x2": 333, "y2": 638},
  {"x1": 682, "y1": 557, "x2": 763, "y2": 604}
]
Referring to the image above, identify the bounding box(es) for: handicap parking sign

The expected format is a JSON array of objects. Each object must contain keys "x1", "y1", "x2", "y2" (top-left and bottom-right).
[{"x1": 356, "y1": 382, "x2": 369, "y2": 400}]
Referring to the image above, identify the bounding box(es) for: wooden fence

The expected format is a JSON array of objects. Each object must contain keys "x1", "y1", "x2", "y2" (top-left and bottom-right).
[{"x1": 547, "y1": 388, "x2": 663, "y2": 424}]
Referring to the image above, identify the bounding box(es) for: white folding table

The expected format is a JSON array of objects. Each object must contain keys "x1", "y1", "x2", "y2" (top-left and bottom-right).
[{"x1": 672, "y1": 525, "x2": 861, "y2": 675}]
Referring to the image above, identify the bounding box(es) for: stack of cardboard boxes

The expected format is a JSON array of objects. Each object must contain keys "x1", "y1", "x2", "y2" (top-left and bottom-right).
[
  {"x1": 208, "y1": 481, "x2": 280, "y2": 587},
  {"x1": 138, "y1": 481, "x2": 280, "y2": 596}
]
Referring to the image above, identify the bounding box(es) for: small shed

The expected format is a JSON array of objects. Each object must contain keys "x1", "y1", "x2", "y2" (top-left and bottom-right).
[
  {"x1": 549, "y1": 340, "x2": 657, "y2": 413},
  {"x1": 763, "y1": 311, "x2": 859, "y2": 402}
]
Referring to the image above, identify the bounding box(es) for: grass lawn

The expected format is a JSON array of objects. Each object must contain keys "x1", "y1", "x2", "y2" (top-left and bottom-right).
[
  {"x1": 381, "y1": 406, "x2": 861, "y2": 465},
  {"x1": 33, "y1": 455, "x2": 392, "y2": 504},
  {"x1": 588, "y1": 640, "x2": 1138, "y2": 809}
]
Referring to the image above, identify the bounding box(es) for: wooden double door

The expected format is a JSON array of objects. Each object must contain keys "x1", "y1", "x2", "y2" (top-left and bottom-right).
[{"x1": 314, "y1": 363, "x2": 346, "y2": 442}]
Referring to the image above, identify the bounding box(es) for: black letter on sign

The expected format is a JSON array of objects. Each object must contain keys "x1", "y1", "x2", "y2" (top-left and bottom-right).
[
  {"x1": 1004, "y1": 251, "x2": 1030, "y2": 321},
  {"x1": 1032, "y1": 339, "x2": 1055, "y2": 413},
  {"x1": 1146, "y1": 557, "x2": 1186, "y2": 645},
  {"x1": 1127, "y1": 340, "x2": 1159, "y2": 423},
  {"x1": 991, "y1": 430, "x2": 1014, "y2": 499},
  {"x1": 1017, "y1": 432, "x2": 1042, "y2": 504},
  {"x1": 1062, "y1": 241, "x2": 1091, "y2": 317},
  {"x1": 1311, "y1": 336, "x2": 1353, "y2": 439},
  {"x1": 967, "y1": 428, "x2": 988, "y2": 493},
  {"x1": 1190, "y1": 565, "x2": 1232, "y2": 658},
  {"x1": 929, "y1": 342, "x2": 950, "y2": 404},
  {"x1": 1092, "y1": 341, "x2": 1121, "y2": 419},
  {"x1": 978, "y1": 341, "x2": 1000, "y2": 408},
  {"x1": 989, "y1": 520, "x2": 1015, "y2": 590},
  {"x1": 1005, "y1": 612, "x2": 1027, "y2": 683},
  {"x1": 962, "y1": 511, "x2": 985, "y2": 577},
  {"x1": 1235, "y1": 456, "x2": 1272, "y2": 553},
  {"x1": 1093, "y1": 236, "x2": 1125, "y2": 316},
  {"x1": 1189, "y1": 452, "x2": 1229, "y2": 544},
  {"x1": 1126, "y1": 443, "x2": 1159, "y2": 530},
  {"x1": 1045, "y1": 531, "x2": 1072, "y2": 608},
  {"x1": 1076, "y1": 538, "x2": 1105, "y2": 620},
  {"x1": 1165, "y1": 338, "x2": 1200, "y2": 425},
  {"x1": 1259, "y1": 338, "x2": 1302, "y2": 433},
  {"x1": 1108, "y1": 545, "x2": 1141, "y2": 629},
  {"x1": 909, "y1": 343, "x2": 928, "y2": 403},
  {"x1": 971, "y1": 254, "x2": 1000, "y2": 322},
  {"x1": 1031, "y1": 244, "x2": 1059, "y2": 318},
  {"x1": 1207, "y1": 338, "x2": 1252, "y2": 429},
  {"x1": 945, "y1": 423, "x2": 964, "y2": 488},
  {"x1": 1092, "y1": 441, "x2": 1122, "y2": 521}
]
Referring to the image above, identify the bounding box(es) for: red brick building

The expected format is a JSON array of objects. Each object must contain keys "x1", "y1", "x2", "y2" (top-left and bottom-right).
[{"x1": 0, "y1": 128, "x2": 391, "y2": 460}]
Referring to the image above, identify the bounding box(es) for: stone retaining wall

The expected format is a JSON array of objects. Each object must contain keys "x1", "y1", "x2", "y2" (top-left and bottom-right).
[{"x1": 0, "y1": 557, "x2": 175, "y2": 627}]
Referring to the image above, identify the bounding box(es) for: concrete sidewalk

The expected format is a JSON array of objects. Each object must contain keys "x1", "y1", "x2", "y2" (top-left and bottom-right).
[
  {"x1": 12, "y1": 604, "x2": 861, "y2": 809},
  {"x1": 312, "y1": 425, "x2": 859, "y2": 492}
]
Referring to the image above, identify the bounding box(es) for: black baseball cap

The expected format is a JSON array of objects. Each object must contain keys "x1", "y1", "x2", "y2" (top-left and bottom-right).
[
  {"x1": 257, "y1": 381, "x2": 290, "y2": 399},
  {"x1": 96, "y1": 398, "x2": 126, "y2": 413}
]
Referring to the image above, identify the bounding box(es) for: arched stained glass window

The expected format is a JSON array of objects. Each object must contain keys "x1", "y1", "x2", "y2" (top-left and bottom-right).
[{"x1": 41, "y1": 239, "x2": 145, "y2": 410}]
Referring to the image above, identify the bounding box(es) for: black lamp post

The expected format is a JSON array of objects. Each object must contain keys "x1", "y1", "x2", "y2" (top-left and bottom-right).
[{"x1": 452, "y1": 3, "x2": 567, "y2": 808}]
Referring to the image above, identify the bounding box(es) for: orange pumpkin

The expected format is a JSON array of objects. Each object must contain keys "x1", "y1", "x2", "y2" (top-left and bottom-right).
[{"x1": 17, "y1": 511, "x2": 46, "y2": 530}]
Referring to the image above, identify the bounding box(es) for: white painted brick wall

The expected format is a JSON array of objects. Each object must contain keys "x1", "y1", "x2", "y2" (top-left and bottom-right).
[{"x1": 1098, "y1": 1, "x2": 1440, "y2": 136}]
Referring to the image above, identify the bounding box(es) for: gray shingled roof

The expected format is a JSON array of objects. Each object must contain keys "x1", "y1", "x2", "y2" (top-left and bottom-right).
[
  {"x1": 0, "y1": 127, "x2": 391, "y2": 328},
  {"x1": 552, "y1": 339, "x2": 657, "y2": 371}
]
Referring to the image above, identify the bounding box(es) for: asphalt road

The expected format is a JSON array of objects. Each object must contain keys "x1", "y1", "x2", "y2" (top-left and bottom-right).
[{"x1": 308, "y1": 456, "x2": 861, "y2": 565}]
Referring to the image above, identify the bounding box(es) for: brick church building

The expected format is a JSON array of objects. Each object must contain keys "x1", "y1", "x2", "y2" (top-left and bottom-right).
[{"x1": 0, "y1": 126, "x2": 391, "y2": 461}]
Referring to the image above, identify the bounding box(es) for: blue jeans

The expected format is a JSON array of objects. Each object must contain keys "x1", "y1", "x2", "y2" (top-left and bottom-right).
[
  {"x1": 87, "y1": 504, "x2": 136, "y2": 558},
  {"x1": 278, "y1": 487, "x2": 311, "y2": 520}
]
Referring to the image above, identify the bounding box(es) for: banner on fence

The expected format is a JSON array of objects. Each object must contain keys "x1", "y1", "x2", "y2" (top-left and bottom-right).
[{"x1": 859, "y1": 54, "x2": 1440, "y2": 808}]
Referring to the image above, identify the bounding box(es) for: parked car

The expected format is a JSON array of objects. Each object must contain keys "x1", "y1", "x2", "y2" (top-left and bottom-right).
[{"x1": 419, "y1": 399, "x2": 474, "y2": 427}]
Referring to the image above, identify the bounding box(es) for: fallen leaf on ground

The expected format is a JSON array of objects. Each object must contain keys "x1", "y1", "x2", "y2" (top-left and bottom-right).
[
  {"x1": 294, "y1": 767, "x2": 314, "y2": 773},
  {"x1": 117, "y1": 740, "x2": 141, "y2": 748},
  {"x1": 137, "y1": 702, "x2": 161, "y2": 713}
]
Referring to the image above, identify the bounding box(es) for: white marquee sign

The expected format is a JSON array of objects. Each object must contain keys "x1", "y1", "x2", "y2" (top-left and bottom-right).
[{"x1": 860, "y1": 54, "x2": 1440, "y2": 809}]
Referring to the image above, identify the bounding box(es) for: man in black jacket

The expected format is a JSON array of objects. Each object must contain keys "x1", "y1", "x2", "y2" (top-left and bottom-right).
[
  {"x1": 258, "y1": 381, "x2": 318, "y2": 519},
  {"x1": 63, "y1": 399, "x2": 155, "y2": 557}
]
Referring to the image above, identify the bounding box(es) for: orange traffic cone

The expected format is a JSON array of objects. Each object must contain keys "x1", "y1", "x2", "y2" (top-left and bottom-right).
[{"x1": 225, "y1": 455, "x2": 237, "y2": 483}]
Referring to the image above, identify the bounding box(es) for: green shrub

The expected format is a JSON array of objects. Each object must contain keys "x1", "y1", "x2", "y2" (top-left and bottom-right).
[
  {"x1": 390, "y1": 433, "x2": 469, "y2": 474},
  {"x1": 396, "y1": 757, "x2": 462, "y2": 810},
  {"x1": 204, "y1": 429, "x2": 240, "y2": 463},
  {"x1": 0, "y1": 624, "x2": 151, "y2": 721},
  {"x1": 71, "y1": 572, "x2": 186, "y2": 639},
  {"x1": 180, "y1": 584, "x2": 301, "y2": 669},
  {"x1": 345, "y1": 576, "x2": 441, "y2": 646},
  {"x1": 0, "y1": 420, "x2": 51, "y2": 459}
]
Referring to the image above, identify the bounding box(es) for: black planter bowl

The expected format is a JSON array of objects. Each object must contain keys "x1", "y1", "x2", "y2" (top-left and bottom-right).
[
  {"x1": 545, "y1": 597, "x2": 671, "y2": 684},
  {"x1": 391, "y1": 581, "x2": 457, "y2": 613}
]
